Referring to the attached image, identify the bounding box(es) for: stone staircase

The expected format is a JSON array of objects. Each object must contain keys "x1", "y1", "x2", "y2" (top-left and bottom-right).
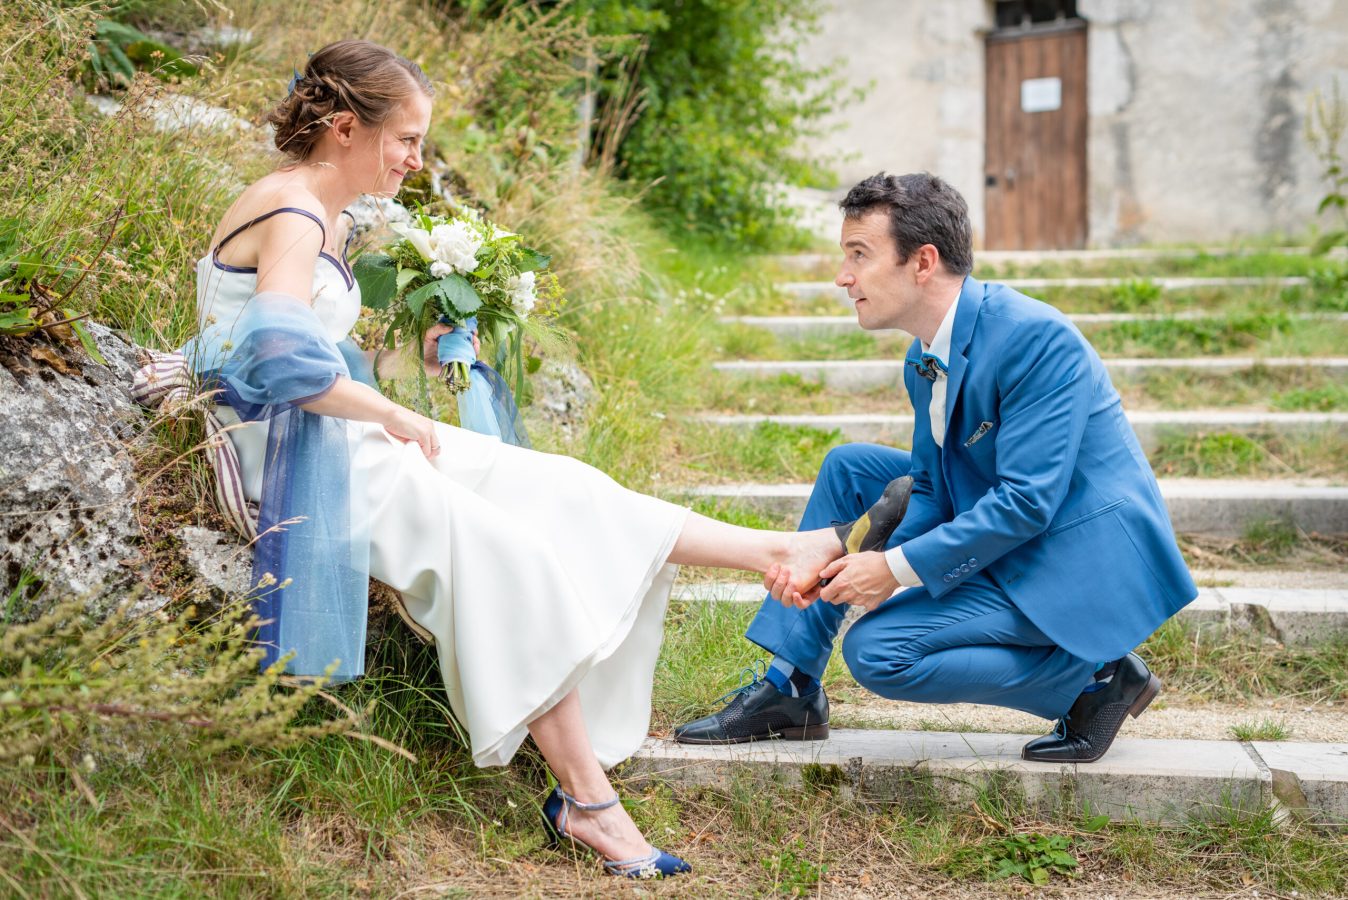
[{"x1": 637, "y1": 246, "x2": 1348, "y2": 824}]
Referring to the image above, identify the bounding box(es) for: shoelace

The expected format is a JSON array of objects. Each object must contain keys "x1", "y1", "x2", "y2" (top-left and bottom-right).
[
  {"x1": 1051, "y1": 715, "x2": 1071, "y2": 740},
  {"x1": 715, "y1": 659, "x2": 768, "y2": 705}
]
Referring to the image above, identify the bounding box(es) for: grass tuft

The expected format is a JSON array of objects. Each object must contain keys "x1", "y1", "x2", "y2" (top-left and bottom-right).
[{"x1": 1228, "y1": 719, "x2": 1292, "y2": 741}]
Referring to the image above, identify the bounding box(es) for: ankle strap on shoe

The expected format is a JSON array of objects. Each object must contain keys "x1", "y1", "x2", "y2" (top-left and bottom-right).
[
  {"x1": 558, "y1": 787, "x2": 621, "y2": 812},
  {"x1": 603, "y1": 848, "x2": 661, "y2": 877}
]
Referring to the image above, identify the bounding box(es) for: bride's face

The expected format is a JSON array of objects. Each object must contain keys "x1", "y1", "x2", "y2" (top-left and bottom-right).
[{"x1": 347, "y1": 90, "x2": 433, "y2": 196}]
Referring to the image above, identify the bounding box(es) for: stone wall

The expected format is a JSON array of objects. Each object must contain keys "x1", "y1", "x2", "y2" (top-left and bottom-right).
[
  {"x1": 794, "y1": 0, "x2": 1348, "y2": 246},
  {"x1": 795, "y1": 1, "x2": 989, "y2": 239},
  {"x1": 1083, "y1": 0, "x2": 1348, "y2": 244}
]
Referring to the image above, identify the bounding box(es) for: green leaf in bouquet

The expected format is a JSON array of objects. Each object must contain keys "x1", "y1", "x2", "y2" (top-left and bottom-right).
[
  {"x1": 406, "y1": 281, "x2": 431, "y2": 317},
  {"x1": 354, "y1": 254, "x2": 397, "y2": 310},
  {"x1": 407, "y1": 275, "x2": 482, "y2": 320},
  {"x1": 396, "y1": 268, "x2": 420, "y2": 292},
  {"x1": 517, "y1": 249, "x2": 551, "y2": 273},
  {"x1": 441, "y1": 274, "x2": 483, "y2": 317}
]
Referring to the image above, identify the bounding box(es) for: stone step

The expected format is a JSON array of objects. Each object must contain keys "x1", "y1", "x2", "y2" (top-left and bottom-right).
[
  {"x1": 768, "y1": 246, "x2": 1348, "y2": 270},
  {"x1": 714, "y1": 357, "x2": 1348, "y2": 391},
  {"x1": 672, "y1": 583, "x2": 1348, "y2": 647},
  {"x1": 626, "y1": 730, "x2": 1348, "y2": 824},
  {"x1": 684, "y1": 479, "x2": 1348, "y2": 536},
  {"x1": 696, "y1": 410, "x2": 1348, "y2": 453},
  {"x1": 721, "y1": 311, "x2": 1348, "y2": 341},
  {"x1": 782, "y1": 277, "x2": 1310, "y2": 308}
]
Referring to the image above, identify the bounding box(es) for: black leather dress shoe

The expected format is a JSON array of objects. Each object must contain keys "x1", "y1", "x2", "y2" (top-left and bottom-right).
[
  {"x1": 1021, "y1": 653, "x2": 1161, "y2": 763},
  {"x1": 673, "y1": 676, "x2": 829, "y2": 744}
]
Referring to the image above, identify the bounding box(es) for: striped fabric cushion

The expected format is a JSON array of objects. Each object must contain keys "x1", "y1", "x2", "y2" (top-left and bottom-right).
[
  {"x1": 130, "y1": 350, "x2": 433, "y2": 645},
  {"x1": 132, "y1": 349, "x2": 258, "y2": 542}
]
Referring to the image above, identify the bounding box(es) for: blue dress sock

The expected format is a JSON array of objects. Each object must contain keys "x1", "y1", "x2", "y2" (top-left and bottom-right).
[{"x1": 767, "y1": 656, "x2": 820, "y2": 698}]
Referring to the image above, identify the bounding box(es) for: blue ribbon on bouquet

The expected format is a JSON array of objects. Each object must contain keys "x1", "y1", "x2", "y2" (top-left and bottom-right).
[{"x1": 436, "y1": 316, "x2": 531, "y2": 448}]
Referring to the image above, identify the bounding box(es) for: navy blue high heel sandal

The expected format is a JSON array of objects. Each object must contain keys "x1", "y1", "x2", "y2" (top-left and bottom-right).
[{"x1": 540, "y1": 785, "x2": 692, "y2": 879}]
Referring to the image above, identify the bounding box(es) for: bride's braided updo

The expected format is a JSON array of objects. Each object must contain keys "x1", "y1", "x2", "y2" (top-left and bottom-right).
[{"x1": 266, "y1": 40, "x2": 433, "y2": 161}]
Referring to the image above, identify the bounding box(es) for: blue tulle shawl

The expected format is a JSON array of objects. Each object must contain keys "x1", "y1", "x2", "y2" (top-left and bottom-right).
[{"x1": 183, "y1": 292, "x2": 370, "y2": 682}]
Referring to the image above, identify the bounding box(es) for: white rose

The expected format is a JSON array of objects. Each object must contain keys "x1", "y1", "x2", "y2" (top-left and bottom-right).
[
  {"x1": 389, "y1": 221, "x2": 434, "y2": 262},
  {"x1": 430, "y1": 220, "x2": 484, "y2": 274},
  {"x1": 507, "y1": 270, "x2": 537, "y2": 316},
  {"x1": 430, "y1": 261, "x2": 453, "y2": 278}
]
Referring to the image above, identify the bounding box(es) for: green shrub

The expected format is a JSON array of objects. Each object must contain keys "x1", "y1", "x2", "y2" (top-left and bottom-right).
[
  {"x1": 594, "y1": 0, "x2": 842, "y2": 246},
  {"x1": 442, "y1": 0, "x2": 844, "y2": 247}
]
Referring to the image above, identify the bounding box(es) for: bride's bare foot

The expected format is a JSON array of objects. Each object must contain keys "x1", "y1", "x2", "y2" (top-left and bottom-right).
[
  {"x1": 764, "y1": 528, "x2": 844, "y2": 606},
  {"x1": 555, "y1": 790, "x2": 652, "y2": 863}
]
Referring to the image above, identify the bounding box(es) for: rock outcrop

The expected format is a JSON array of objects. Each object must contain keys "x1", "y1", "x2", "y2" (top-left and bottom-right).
[
  {"x1": 1, "y1": 324, "x2": 159, "y2": 617},
  {"x1": 0, "y1": 326, "x2": 242, "y2": 620}
]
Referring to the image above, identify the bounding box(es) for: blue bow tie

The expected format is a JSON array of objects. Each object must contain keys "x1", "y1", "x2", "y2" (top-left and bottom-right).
[{"x1": 908, "y1": 352, "x2": 948, "y2": 382}]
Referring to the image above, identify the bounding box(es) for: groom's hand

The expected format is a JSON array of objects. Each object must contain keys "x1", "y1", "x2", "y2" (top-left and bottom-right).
[{"x1": 817, "y1": 552, "x2": 898, "y2": 611}]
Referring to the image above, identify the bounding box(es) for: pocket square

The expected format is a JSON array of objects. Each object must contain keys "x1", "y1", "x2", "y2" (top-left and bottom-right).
[{"x1": 963, "y1": 421, "x2": 995, "y2": 448}]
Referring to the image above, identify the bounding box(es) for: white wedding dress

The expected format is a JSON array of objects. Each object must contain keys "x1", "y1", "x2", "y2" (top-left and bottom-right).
[{"x1": 198, "y1": 210, "x2": 687, "y2": 768}]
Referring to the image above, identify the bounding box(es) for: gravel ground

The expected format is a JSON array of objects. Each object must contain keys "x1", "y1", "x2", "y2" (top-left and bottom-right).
[
  {"x1": 829, "y1": 692, "x2": 1348, "y2": 742},
  {"x1": 1189, "y1": 567, "x2": 1348, "y2": 589}
]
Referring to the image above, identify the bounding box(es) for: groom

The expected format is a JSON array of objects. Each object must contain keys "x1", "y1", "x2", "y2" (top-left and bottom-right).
[{"x1": 677, "y1": 172, "x2": 1197, "y2": 762}]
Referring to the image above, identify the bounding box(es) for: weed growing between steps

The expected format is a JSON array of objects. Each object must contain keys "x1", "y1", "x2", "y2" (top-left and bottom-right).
[
  {"x1": 710, "y1": 364, "x2": 1348, "y2": 415},
  {"x1": 661, "y1": 423, "x2": 1348, "y2": 486},
  {"x1": 1120, "y1": 366, "x2": 1348, "y2": 411},
  {"x1": 1229, "y1": 718, "x2": 1293, "y2": 741},
  {"x1": 715, "y1": 316, "x2": 1348, "y2": 361},
  {"x1": 747, "y1": 278, "x2": 1348, "y2": 319},
  {"x1": 1180, "y1": 528, "x2": 1348, "y2": 571},
  {"x1": 774, "y1": 246, "x2": 1342, "y2": 283},
  {"x1": 1140, "y1": 619, "x2": 1348, "y2": 705},
  {"x1": 1150, "y1": 430, "x2": 1348, "y2": 479},
  {"x1": 1084, "y1": 314, "x2": 1348, "y2": 358}
]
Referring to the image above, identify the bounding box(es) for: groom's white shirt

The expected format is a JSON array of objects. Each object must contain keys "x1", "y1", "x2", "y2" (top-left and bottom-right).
[{"x1": 884, "y1": 296, "x2": 959, "y2": 589}]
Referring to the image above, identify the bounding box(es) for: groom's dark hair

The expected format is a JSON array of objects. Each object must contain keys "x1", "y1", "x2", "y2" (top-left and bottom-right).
[{"x1": 840, "y1": 172, "x2": 974, "y2": 276}]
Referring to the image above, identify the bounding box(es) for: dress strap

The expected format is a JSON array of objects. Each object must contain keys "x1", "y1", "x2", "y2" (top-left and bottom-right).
[
  {"x1": 212, "y1": 207, "x2": 329, "y2": 270},
  {"x1": 341, "y1": 209, "x2": 357, "y2": 257}
]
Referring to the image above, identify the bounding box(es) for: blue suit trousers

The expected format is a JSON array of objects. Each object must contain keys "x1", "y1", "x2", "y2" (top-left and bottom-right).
[{"x1": 744, "y1": 443, "x2": 1099, "y2": 720}]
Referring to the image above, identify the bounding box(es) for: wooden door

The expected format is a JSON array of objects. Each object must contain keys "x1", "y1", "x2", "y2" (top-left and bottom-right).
[{"x1": 984, "y1": 22, "x2": 1088, "y2": 250}]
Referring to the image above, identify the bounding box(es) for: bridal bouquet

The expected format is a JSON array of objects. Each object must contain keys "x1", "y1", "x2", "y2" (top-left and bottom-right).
[{"x1": 354, "y1": 208, "x2": 554, "y2": 393}]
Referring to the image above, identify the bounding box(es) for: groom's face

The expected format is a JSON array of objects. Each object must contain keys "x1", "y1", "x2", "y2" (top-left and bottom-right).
[{"x1": 836, "y1": 211, "x2": 915, "y2": 331}]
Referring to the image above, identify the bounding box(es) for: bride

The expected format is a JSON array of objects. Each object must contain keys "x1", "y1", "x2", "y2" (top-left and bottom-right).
[{"x1": 190, "y1": 38, "x2": 877, "y2": 879}]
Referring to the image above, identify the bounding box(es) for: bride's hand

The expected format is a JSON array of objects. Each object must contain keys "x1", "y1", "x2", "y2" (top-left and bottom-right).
[
  {"x1": 420, "y1": 324, "x2": 480, "y2": 376},
  {"x1": 382, "y1": 405, "x2": 441, "y2": 460}
]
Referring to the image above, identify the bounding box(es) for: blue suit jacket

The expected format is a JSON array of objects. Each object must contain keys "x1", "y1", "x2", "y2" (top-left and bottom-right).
[{"x1": 890, "y1": 277, "x2": 1197, "y2": 662}]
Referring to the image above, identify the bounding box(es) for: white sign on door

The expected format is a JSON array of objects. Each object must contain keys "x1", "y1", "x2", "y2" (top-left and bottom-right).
[{"x1": 1021, "y1": 77, "x2": 1062, "y2": 113}]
